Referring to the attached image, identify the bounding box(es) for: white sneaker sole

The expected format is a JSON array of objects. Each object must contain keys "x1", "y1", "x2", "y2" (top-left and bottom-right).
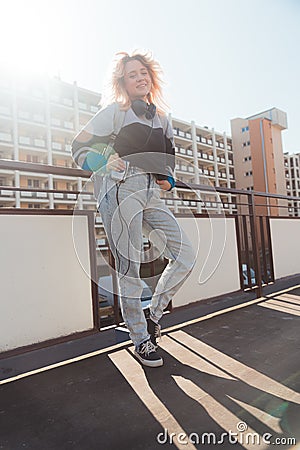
[{"x1": 134, "y1": 351, "x2": 164, "y2": 367}]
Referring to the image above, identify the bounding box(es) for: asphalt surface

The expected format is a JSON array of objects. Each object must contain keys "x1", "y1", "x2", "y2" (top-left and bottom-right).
[{"x1": 0, "y1": 280, "x2": 299, "y2": 450}]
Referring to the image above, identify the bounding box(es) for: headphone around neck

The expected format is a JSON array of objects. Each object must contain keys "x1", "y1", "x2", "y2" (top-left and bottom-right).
[{"x1": 131, "y1": 99, "x2": 156, "y2": 120}]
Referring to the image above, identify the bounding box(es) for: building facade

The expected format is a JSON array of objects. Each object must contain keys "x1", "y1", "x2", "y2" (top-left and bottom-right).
[
  {"x1": 284, "y1": 152, "x2": 300, "y2": 216},
  {"x1": 170, "y1": 117, "x2": 235, "y2": 215},
  {"x1": 231, "y1": 108, "x2": 287, "y2": 215},
  {"x1": 0, "y1": 71, "x2": 98, "y2": 211}
]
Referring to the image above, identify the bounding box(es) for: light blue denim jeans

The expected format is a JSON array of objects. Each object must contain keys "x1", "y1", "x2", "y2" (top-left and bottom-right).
[{"x1": 98, "y1": 166, "x2": 196, "y2": 348}]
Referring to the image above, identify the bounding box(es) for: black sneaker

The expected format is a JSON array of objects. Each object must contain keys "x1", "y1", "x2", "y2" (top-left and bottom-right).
[
  {"x1": 134, "y1": 339, "x2": 163, "y2": 367},
  {"x1": 147, "y1": 317, "x2": 161, "y2": 347},
  {"x1": 144, "y1": 308, "x2": 161, "y2": 347}
]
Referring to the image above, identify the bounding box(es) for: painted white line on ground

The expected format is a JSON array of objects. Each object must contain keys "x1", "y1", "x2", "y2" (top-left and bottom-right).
[
  {"x1": 265, "y1": 299, "x2": 300, "y2": 312},
  {"x1": 276, "y1": 294, "x2": 300, "y2": 306},
  {"x1": 259, "y1": 302, "x2": 300, "y2": 317},
  {"x1": 265, "y1": 285, "x2": 300, "y2": 299},
  {"x1": 170, "y1": 330, "x2": 300, "y2": 404},
  {"x1": 227, "y1": 396, "x2": 282, "y2": 434},
  {"x1": 159, "y1": 335, "x2": 235, "y2": 380},
  {"x1": 173, "y1": 376, "x2": 265, "y2": 450},
  {"x1": 108, "y1": 349, "x2": 197, "y2": 450}
]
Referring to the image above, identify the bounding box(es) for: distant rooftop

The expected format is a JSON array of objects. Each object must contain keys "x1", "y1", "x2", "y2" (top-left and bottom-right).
[{"x1": 247, "y1": 107, "x2": 287, "y2": 130}]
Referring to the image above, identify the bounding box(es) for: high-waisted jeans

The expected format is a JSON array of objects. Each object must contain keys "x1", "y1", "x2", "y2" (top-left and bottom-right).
[{"x1": 98, "y1": 166, "x2": 196, "y2": 348}]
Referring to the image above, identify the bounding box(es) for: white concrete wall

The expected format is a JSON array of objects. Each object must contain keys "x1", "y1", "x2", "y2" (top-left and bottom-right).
[
  {"x1": 270, "y1": 219, "x2": 300, "y2": 279},
  {"x1": 173, "y1": 217, "x2": 241, "y2": 307},
  {"x1": 0, "y1": 215, "x2": 94, "y2": 352}
]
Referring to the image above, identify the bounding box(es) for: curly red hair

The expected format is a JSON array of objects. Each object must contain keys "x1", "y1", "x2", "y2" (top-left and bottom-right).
[{"x1": 102, "y1": 49, "x2": 169, "y2": 114}]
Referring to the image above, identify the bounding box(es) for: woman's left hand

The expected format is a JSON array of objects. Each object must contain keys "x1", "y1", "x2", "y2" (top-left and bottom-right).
[{"x1": 156, "y1": 179, "x2": 171, "y2": 191}]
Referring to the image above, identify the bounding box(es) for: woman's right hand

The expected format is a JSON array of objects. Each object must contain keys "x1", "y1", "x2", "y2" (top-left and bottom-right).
[{"x1": 107, "y1": 153, "x2": 126, "y2": 172}]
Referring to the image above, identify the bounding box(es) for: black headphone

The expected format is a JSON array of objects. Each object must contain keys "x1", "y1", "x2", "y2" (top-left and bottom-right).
[{"x1": 131, "y1": 99, "x2": 156, "y2": 120}]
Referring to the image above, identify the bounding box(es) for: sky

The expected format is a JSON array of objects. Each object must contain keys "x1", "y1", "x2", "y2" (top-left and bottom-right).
[{"x1": 1, "y1": 0, "x2": 300, "y2": 153}]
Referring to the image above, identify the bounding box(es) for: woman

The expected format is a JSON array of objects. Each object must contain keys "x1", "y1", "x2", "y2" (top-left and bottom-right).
[{"x1": 72, "y1": 50, "x2": 196, "y2": 367}]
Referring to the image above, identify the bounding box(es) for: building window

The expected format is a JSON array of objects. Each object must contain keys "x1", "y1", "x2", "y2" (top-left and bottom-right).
[
  {"x1": 245, "y1": 171, "x2": 253, "y2": 177},
  {"x1": 28, "y1": 179, "x2": 40, "y2": 188},
  {"x1": 27, "y1": 155, "x2": 39, "y2": 163}
]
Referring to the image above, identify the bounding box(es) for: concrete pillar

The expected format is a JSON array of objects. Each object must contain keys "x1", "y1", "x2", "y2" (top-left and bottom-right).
[
  {"x1": 15, "y1": 170, "x2": 20, "y2": 208},
  {"x1": 77, "y1": 177, "x2": 83, "y2": 210},
  {"x1": 212, "y1": 128, "x2": 222, "y2": 214},
  {"x1": 73, "y1": 81, "x2": 80, "y2": 133},
  {"x1": 191, "y1": 121, "x2": 202, "y2": 213},
  {"x1": 11, "y1": 78, "x2": 19, "y2": 161},
  {"x1": 45, "y1": 78, "x2": 52, "y2": 165},
  {"x1": 48, "y1": 174, "x2": 54, "y2": 209},
  {"x1": 211, "y1": 128, "x2": 219, "y2": 186},
  {"x1": 223, "y1": 132, "x2": 233, "y2": 214}
]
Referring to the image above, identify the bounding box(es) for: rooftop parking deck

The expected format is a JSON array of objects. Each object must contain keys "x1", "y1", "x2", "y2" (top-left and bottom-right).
[{"x1": 1, "y1": 279, "x2": 299, "y2": 450}]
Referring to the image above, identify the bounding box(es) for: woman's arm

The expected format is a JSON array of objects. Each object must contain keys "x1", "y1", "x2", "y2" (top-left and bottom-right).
[
  {"x1": 156, "y1": 115, "x2": 176, "y2": 191},
  {"x1": 71, "y1": 103, "x2": 116, "y2": 172}
]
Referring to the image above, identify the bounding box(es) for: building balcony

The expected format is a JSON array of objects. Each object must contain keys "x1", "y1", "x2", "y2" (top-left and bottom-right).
[
  {"x1": 0, "y1": 105, "x2": 12, "y2": 117},
  {"x1": 18, "y1": 111, "x2": 46, "y2": 125},
  {"x1": 50, "y1": 118, "x2": 74, "y2": 131},
  {"x1": 173, "y1": 128, "x2": 192, "y2": 140},
  {"x1": 175, "y1": 164, "x2": 195, "y2": 174},
  {"x1": 50, "y1": 95, "x2": 74, "y2": 109},
  {"x1": 0, "y1": 189, "x2": 15, "y2": 197},
  {"x1": 0, "y1": 132, "x2": 13, "y2": 143},
  {"x1": 175, "y1": 147, "x2": 194, "y2": 158},
  {"x1": 51, "y1": 143, "x2": 72, "y2": 154},
  {"x1": 78, "y1": 102, "x2": 99, "y2": 115},
  {"x1": 18, "y1": 136, "x2": 47, "y2": 150}
]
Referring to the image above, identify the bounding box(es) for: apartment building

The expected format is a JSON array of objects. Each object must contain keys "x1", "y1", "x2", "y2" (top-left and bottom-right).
[
  {"x1": 0, "y1": 71, "x2": 98, "y2": 209},
  {"x1": 284, "y1": 152, "x2": 300, "y2": 216},
  {"x1": 231, "y1": 108, "x2": 287, "y2": 215},
  {"x1": 0, "y1": 72, "x2": 236, "y2": 249},
  {"x1": 171, "y1": 118, "x2": 235, "y2": 214}
]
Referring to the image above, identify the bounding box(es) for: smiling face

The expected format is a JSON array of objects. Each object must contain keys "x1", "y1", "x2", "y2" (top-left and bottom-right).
[{"x1": 123, "y1": 59, "x2": 152, "y2": 102}]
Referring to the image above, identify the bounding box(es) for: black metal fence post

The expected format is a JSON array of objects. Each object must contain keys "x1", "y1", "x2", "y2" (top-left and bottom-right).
[{"x1": 248, "y1": 193, "x2": 263, "y2": 298}]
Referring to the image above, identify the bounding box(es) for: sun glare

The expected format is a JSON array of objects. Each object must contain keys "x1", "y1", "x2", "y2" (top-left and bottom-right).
[{"x1": 1, "y1": 1, "x2": 62, "y2": 77}]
